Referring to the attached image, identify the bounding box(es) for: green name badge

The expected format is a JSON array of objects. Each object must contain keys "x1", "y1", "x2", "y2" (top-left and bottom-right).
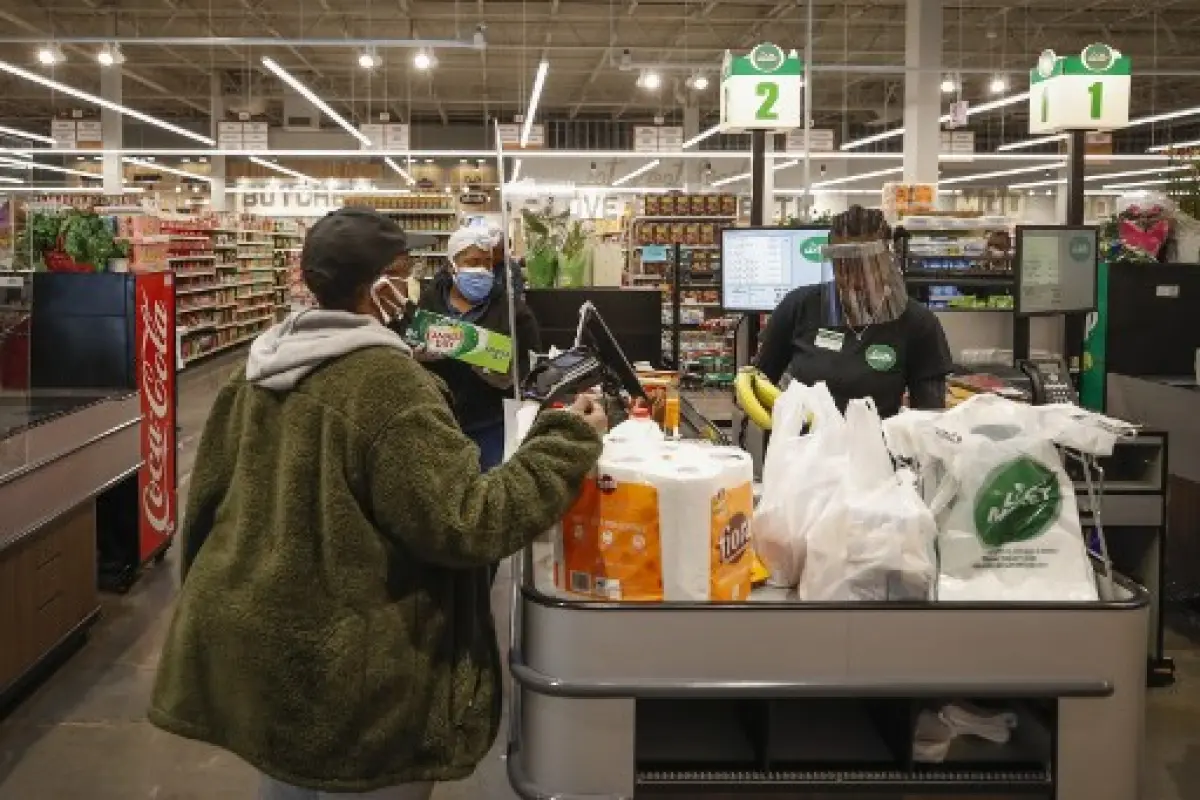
[{"x1": 406, "y1": 309, "x2": 513, "y2": 373}]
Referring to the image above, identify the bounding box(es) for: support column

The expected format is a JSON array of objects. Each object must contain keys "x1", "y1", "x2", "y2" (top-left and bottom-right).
[
  {"x1": 101, "y1": 69, "x2": 122, "y2": 196},
  {"x1": 903, "y1": 0, "x2": 942, "y2": 185},
  {"x1": 209, "y1": 74, "x2": 227, "y2": 212},
  {"x1": 682, "y1": 104, "x2": 700, "y2": 191},
  {"x1": 1065, "y1": 130, "x2": 1086, "y2": 225}
]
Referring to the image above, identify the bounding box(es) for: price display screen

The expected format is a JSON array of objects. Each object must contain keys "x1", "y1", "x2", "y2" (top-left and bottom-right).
[
  {"x1": 1015, "y1": 226, "x2": 1099, "y2": 315},
  {"x1": 721, "y1": 227, "x2": 831, "y2": 312}
]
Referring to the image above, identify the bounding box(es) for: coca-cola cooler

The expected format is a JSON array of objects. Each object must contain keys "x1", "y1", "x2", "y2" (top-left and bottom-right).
[{"x1": 28, "y1": 271, "x2": 177, "y2": 589}]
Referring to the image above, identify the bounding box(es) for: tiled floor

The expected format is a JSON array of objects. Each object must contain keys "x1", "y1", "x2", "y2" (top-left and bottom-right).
[{"x1": 1, "y1": 352, "x2": 1199, "y2": 799}]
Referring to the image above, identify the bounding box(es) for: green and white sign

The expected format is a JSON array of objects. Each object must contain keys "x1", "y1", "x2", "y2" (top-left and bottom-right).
[
  {"x1": 719, "y1": 43, "x2": 804, "y2": 132},
  {"x1": 1029, "y1": 44, "x2": 1131, "y2": 134},
  {"x1": 798, "y1": 234, "x2": 827, "y2": 262},
  {"x1": 973, "y1": 457, "x2": 1063, "y2": 548}
]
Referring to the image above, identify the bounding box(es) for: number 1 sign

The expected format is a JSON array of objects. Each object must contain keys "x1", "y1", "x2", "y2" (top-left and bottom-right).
[
  {"x1": 1029, "y1": 44, "x2": 1131, "y2": 135},
  {"x1": 720, "y1": 43, "x2": 804, "y2": 132}
]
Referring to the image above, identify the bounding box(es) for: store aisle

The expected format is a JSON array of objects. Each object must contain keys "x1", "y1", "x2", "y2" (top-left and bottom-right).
[{"x1": 0, "y1": 351, "x2": 1198, "y2": 800}]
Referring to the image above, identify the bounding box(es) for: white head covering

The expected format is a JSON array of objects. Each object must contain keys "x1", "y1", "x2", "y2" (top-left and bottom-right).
[{"x1": 447, "y1": 227, "x2": 495, "y2": 264}]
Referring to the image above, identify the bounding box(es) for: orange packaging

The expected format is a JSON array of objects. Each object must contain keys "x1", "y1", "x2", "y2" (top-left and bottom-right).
[
  {"x1": 557, "y1": 477, "x2": 601, "y2": 596},
  {"x1": 710, "y1": 483, "x2": 754, "y2": 601}
]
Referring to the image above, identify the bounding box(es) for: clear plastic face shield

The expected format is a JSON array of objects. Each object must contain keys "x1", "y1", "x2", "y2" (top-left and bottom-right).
[{"x1": 818, "y1": 238, "x2": 908, "y2": 328}]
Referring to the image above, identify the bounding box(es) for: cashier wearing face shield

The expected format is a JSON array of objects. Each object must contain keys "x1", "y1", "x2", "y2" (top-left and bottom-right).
[
  {"x1": 415, "y1": 226, "x2": 542, "y2": 471},
  {"x1": 756, "y1": 205, "x2": 952, "y2": 417}
]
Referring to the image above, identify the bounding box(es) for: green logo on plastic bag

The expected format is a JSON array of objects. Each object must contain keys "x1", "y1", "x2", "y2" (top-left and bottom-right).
[
  {"x1": 799, "y1": 235, "x2": 827, "y2": 262},
  {"x1": 864, "y1": 344, "x2": 897, "y2": 371},
  {"x1": 973, "y1": 457, "x2": 1062, "y2": 547}
]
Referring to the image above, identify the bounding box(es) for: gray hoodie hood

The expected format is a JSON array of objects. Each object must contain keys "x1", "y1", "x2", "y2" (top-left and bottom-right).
[{"x1": 246, "y1": 309, "x2": 411, "y2": 392}]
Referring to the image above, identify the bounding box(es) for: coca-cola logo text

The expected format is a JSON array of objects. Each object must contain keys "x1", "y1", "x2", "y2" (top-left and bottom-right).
[{"x1": 140, "y1": 289, "x2": 175, "y2": 536}]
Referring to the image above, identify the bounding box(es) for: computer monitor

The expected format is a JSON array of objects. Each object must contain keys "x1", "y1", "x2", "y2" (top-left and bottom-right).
[
  {"x1": 1014, "y1": 225, "x2": 1099, "y2": 316},
  {"x1": 720, "y1": 226, "x2": 831, "y2": 312}
]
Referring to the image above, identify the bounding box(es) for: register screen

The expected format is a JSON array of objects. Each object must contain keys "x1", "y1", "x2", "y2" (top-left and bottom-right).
[{"x1": 721, "y1": 227, "x2": 831, "y2": 312}]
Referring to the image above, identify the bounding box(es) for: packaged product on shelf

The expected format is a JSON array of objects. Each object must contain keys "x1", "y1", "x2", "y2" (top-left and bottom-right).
[
  {"x1": 690, "y1": 195, "x2": 706, "y2": 216},
  {"x1": 554, "y1": 441, "x2": 754, "y2": 602},
  {"x1": 644, "y1": 196, "x2": 660, "y2": 216},
  {"x1": 699, "y1": 223, "x2": 716, "y2": 245},
  {"x1": 705, "y1": 195, "x2": 721, "y2": 216},
  {"x1": 669, "y1": 222, "x2": 683, "y2": 245},
  {"x1": 683, "y1": 223, "x2": 699, "y2": 245},
  {"x1": 887, "y1": 394, "x2": 1138, "y2": 602},
  {"x1": 720, "y1": 194, "x2": 737, "y2": 217}
]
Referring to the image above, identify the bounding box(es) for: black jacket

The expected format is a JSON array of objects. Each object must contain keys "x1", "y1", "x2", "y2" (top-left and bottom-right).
[{"x1": 416, "y1": 270, "x2": 542, "y2": 430}]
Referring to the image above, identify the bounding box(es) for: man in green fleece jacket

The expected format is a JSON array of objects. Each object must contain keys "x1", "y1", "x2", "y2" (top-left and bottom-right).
[{"x1": 148, "y1": 208, "x2": 605, "y2": 799}]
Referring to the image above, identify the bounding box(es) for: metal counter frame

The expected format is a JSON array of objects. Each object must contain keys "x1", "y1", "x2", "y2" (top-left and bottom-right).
[{"x1": 505, "y1": 554, "x2": 1149, "y2": 800}]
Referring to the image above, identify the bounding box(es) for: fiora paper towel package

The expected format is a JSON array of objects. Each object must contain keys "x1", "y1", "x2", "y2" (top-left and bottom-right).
[
  {"x1": 404, "y1": 309, "x2": 513, "y2": 373},
  {"x1": 554, "y1": 441, "x2": 754, "y2": 602}
]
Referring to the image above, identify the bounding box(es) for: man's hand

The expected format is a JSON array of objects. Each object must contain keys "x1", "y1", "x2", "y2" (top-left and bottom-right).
[{"x1": 567, "y1": 393, "x2": 608, "y2": 435}]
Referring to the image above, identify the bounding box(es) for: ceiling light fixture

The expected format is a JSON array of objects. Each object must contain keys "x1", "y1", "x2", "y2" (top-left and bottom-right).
[
  {"x1": 261, "y1": 57, "x2": 372, "y2": 147},
  {"x1": 939, "y1": 162, "x2": 1066, "y2": 186},
  {"x1": 940, "y1": 76, "x2": 957, "y2": 94},
  {"x1": 0, "y1": 124, "x2": 55, "y2": 145},
  {"x1": 520, "y1": 60, "x2": 550, "y2": 148},
  {"x1": 611, "y1": 159, "x2": 661, "y2": 187},
  {"x1": 691, "y1": 74, "x2": 710, "y2": 91},
  {"x1": 997, "y1": 133, "x2": 1070, "y2": 152},
  {"x1": 413, "y1": 50, "x2": 435, "y2": 71},
  {"x1": 841, "y1": 91, "x2": 1028, "y2": 150},
  {"x1": 97, "y1": 43, "x2": 125, "y2": 67},
  {"x1": 710, "y1": 171, "x2": 750, "y2": 188},
  {"x1": 989, "y1": 76, "x2": 1008, "y2": 94},
  {"x1": 358, "y1": 49, "x2": 380, "y2": 70},
  {"x1": 36, "y1": 44, "x2": 64, "y2": 67},
  {"x1": 249, "y1": 155, "x2": 315, "y2": 183},
  {"x1": 638, "y1": 71, "x2": 662, "y2": 91},
  {"x1": 383, "y1": 156, "x2": 416, "y2": 185},
  {"x1": 0, "y1": 175, "x2": 23, "y2": 185},
  {"x1": 813, "y1": 166, "x2": 904, "y2": 188},
  {"x1": 0, "y1": 157, "x2": 101, "y2": 179},
  {"x1": 772, "y1": 159, "x2": 801, "y2": 172},
  {"x1": 682, "y1": 124, "x2": 721, "y2": 150},
  {"x1": 1103, "y1": 178, "x2": 1173, "y2": 190},
  {"x1": 123, "y1": 157, "x2": 214, "y2": 182},
  {"x1": 0, "y1": 59, "x2": 215, "y2": 145}
]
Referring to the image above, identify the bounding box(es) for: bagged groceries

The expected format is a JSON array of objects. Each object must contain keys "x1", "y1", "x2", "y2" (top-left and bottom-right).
[
  {"x1": 753, "y1": 382, "x2": 847, "y2": 588},
  {"x1": 887, "y1": 395, "x2": 1137, "y2": 602},
  {"x1": 555, "y1": 440, "x2": 755, "y2": 602},
  {"x1": 799, "y1": 399, "x2": 938, "y2": 601}
]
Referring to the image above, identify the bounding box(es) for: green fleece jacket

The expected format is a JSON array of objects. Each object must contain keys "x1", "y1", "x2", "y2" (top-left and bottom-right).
[{"x1": 148, "y1": 312, "x2": 600, "y2": 792}]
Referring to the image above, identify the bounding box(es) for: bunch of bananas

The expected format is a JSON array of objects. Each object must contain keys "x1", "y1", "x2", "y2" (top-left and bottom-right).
[{"x1": 733, "y1": 367, "x2": 781, "y2": 430}]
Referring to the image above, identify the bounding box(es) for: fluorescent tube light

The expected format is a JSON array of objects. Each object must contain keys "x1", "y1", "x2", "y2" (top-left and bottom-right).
[
  {"x1": 772, "y1": 159, "x2": 801, "y2": 172},
  {"x1": 611, "y1": 159, "x2": 660, "y2": 187},
  {"x1": 710, "y1": 171, "x2": 750, "y2": 188},
  {"x1": 383, "y1": 156, "x2": 416, "y2": 185},
  {"x1": 261, "y1": 57, "x2": 371, "y2": 147},
  {"x1": 0, "y1": 175, "x2": 23, "y2": 185},
  {"x1": 1103, "y1": 178, "x2": 1173, "y2": 190},
  {"x1": 0, "y1": 124, "x2": 55, "y2": 145},
  {"x1": 682, "y1": 124, "x2": 721, "y2": 149},
  {"x1": 0, "y1": 59, "x2": 214, "y2": 145},
  {"x1": 123, "y1": 157, "x2": 214, "y2": 182},
  {"x1": 1148, "y1": 138, "x2": 1200, "y2": 153},
  {"x1": 509, "y1": 159, "x2": 522, "y2": 183},
  {"x1": 842, "y1": 92, "x2": 1029, "y2": 151},
  {"x1": 939, "y1": 162, "x2": 1065, "y2": 186},
  {"x1": 812, "y1": 166, "x2": 904, "y2": 188},
  {"x1": 1131, "y1": 105, "x2": 1200, "y2": 127},
  {"x1": 520, "y1": 61, "x2": 549, "y2": 148},
  {"x1": 1, "y1": 186, "x2": 145, "y2": 193},
  {"x1": 998, "y1": 134, "x2": 1069, "y2": 152},
  {"x1": 0, "y1": 157, "x2": 101, "y2": 179},
  {"x1": 249, "y1": 156, "x2": 315, "y2": 182}
]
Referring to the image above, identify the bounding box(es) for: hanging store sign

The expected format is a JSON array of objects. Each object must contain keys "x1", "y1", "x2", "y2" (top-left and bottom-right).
[
  {"x1": 1029, "y1": 44, "x2": 1131, "y2": 134},
  {"x1": 498, "y1": 123, "x2": 545, "y2": 150},
  {"x1": 719, "y1": 42, "x2": 804, "y2": 132},
  {"x1": 633, "y1": 126, "x2": 684, "y2": 152},
  {"x1": 240, "y1": 190, "x2": 347, "y2": 216},
  {"x1": 217, "y1": 121, "x2": 270, "y2": 151},
  {"x1": 785, "y1": 128, "x2": 835, "y2": 152},
  {"x1": 359, "y1": 123, "x2": 410, "y2": 151},
  {"x1": 939, "y1": 130, "x2": 976, "y2": 155}
]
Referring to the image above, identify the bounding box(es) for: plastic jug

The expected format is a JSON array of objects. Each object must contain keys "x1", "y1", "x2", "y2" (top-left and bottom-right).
[{"x1": 605, "y1": 405, "x2": 664, "y2": 446}]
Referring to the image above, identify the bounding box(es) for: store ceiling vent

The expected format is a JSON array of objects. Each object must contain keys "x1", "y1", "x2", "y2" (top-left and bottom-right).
[{"x1": 282, "y1": 87, "x2": 320, "y2": 131}]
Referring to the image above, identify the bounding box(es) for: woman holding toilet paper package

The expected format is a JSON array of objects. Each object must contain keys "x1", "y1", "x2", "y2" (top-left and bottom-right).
[
  {"x1": 416, "y1": 226, "x2": 542, "y2": 472},
  {"x1": 756, "y1": 205, "x2": 953, "y2": 417}
]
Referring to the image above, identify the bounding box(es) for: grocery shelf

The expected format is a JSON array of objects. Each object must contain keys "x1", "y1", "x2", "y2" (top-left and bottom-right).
[
  {"x1": 634, "y1": 215, "x2": 737, "y2": 222},
  {"x1": 167, "y1": 255, "x2": 216, "y2": 262},
  {"x1": 634, "y1": 243, "x2": 720, "y2": 250},
  {"x1": 374, "y1": 208, "x2": 457, "y2": 216}
]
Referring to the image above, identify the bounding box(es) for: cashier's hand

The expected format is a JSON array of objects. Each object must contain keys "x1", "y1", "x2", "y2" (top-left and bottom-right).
[
  {"x1": 568, "y1": 393, "x2": 609, "y2": 435},
  {"x1": 411, "y1": 343, "x2": 443, "y2": 363}
]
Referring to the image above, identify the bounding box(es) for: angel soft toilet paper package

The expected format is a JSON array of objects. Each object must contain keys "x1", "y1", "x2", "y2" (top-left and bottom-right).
[{"x1": 554, "y1": 441, "x2": 754, "y2": 602}]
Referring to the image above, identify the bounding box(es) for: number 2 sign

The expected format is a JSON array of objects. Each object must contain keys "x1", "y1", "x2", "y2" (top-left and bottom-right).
[
  {"x1": 719, "y1": 43, "x2": 804, "y2": 132},
  {"x1": 1029, "y1": 44, "x2": 1131, "y2": 135}
]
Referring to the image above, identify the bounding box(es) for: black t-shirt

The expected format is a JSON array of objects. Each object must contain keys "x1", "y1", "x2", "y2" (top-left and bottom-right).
[{"x1": 756, "y1": 286, "x2": 953, "y2": 418}]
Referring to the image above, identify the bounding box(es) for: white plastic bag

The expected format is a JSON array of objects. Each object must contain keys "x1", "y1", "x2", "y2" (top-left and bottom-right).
[
  {"x1": 915, "y1": 394, "x2": 1107, "y2": 602},
  {"x1": 799, "y1": 400, "x2": 938, "y2": 601},
  {"x1": 753, "y1": 382, "x2": 847, "y2": 588}
]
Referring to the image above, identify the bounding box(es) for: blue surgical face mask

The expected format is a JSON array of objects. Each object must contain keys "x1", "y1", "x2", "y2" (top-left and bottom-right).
[{"x1": 454, "y1": 269, "x2": 494, "y2": 303}]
